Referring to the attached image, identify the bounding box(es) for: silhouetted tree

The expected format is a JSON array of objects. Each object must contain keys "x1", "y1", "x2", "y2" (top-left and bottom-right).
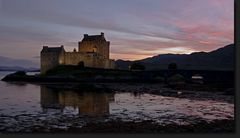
[
  {"x1": 168, "y1": 63, "x2": 178, "y2": 70},
  {"x1": 130, "y1": 63, "x2": 145, "y2": 71}
]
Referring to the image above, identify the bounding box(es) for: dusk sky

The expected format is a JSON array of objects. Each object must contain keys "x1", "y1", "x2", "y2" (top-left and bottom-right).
[{"x1": 0, "y1": 0, "x2": 234, "y2": 64}]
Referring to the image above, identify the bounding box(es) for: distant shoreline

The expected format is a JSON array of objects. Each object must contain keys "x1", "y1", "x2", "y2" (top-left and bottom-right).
[
  {"x1": 0, "y1": 70, "x2": 40, "y2": 72},
  {"x1": 1, "y1": 69, "x2": 234, "y2": 84},
  {"x1": 0, "y1": 67, "x2": 234, "y2": 97}
]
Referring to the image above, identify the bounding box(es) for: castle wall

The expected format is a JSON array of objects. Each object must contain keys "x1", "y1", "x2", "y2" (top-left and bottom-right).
[
  {"x1": 78, "y1": 40, "x2": 109, "y2": 59},
  {"x1": 106, "y1": 59, "x2": 115, "y2": 69},
  {"x1": 63, "y1": 52, "x2": 114, "y2": 69},
  {"x1": 41, "y1": 51, "x2": 115, "y2": 74},
  {"x1": 64, "y1": 52, "x2": 94, "y2": 67},
  {"x1": 78, "y1": 41, "x2": 95, "y2": 53},
  {"x1": 41, "y1": 52, "x2": 63, "y2": 74}
]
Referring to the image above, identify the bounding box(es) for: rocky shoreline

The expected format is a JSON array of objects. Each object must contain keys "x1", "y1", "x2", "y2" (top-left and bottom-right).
[
  {"x1": 0, "y1": 116, "x2": 234, "y2": 133},
  {"x1": 41, "y1": 82, "x2": 234, "y2": 104},
  {"x1": 0, "y1": 71, "x2": 234, "y2": 133},
  {"x1": 62, "y1": 119, "x2": 235, "y2": 133},
  {"x1": 104, "y1": 83, "x2": 234, "y2": 103},
  {"x1": 2, "y1": 71, "x2": 234, "y2": 104}
]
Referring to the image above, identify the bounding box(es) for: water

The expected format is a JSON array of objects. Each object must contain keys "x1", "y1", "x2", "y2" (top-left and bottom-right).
[{"x1": 0, "y1": 71, "x2": 234, "y2": 132}]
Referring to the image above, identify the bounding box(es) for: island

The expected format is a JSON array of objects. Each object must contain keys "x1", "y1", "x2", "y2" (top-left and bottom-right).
[{"x1": 0, "y1": 33, "x2": 234, "y2": 133}]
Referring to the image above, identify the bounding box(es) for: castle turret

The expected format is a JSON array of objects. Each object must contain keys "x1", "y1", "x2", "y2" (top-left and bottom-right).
[
  {"x1": 40, "y1": 46, "x2": 65, "y2": 74},
  {"x1": 78, "y1": 32, "x2": 109, "y2": 59},
  {"x1": 84, "y1": 34, "x2": 88, "y2": 38}
]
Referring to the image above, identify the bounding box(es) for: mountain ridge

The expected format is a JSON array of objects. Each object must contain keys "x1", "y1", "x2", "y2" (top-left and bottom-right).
[
  {"x1": 0, "y1": 56, "x2": 39, "y2": 71},
  {"x1": 116, "y1": 44, "x2": 234, "y2": 71},
  {"x1": 0, "y1": 44, "x2": 234, "y2": 71}
]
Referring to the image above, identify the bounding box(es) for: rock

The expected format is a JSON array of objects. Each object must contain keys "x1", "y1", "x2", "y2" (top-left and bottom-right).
[
  {"x1": 167, "y1": 74, "x2": 185, "y2": 86},
  {"x1": 39, "y1": 117, "x2": 46, "y2": 120},
  {"x1": 223, "y1": 88, "x2": 234, "y2": 95},
  {"x1": 94, "y1": 75, "x2": 104, "y2": 80}
]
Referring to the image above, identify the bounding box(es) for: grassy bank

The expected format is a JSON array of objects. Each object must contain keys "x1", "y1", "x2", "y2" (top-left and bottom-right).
[
  {"x1": 1, "y1": 65, "x2": 234, "y2": 88},
  {"x1": 1, "y1": 66, "x2": 165, "y2": 83}
]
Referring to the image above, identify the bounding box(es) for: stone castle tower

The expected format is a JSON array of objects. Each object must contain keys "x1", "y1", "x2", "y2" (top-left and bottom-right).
[{"x1": 41, "y1": 32, "x2": 115, "y2": 74}]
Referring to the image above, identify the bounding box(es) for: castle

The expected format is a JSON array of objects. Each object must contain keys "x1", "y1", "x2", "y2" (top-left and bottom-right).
[{"x1": 41, "y1": 32, "x2": 115, "y2": 74}]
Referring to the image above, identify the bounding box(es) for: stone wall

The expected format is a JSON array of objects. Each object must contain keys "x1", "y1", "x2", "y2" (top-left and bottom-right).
[
  {"x1": 78, "y1": 41, "x2": 95, "y2": 53},
  {"x1": 63, "y1": 52, "x2": 114, "y2": 69},
  {"x1": 64, "y1": 52, "x2": 95, "y2": 67},
  {"x1": 41, "y1": 51, "x2": 115, "y2": 74},
  {"x1": 106, "y1": 59, "x2": 115, "y2": 69},
  {"x1": 41, "y1": 52, "x2": 63, "y2": 74},
  {"x1": 78, "y1": 41, "x2": 109, "y2": 59}
]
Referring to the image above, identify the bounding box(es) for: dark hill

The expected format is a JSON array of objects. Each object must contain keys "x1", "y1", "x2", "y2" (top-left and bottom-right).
[{"x1": 116, "y1": 44, "x2": 234, "y2": 71}]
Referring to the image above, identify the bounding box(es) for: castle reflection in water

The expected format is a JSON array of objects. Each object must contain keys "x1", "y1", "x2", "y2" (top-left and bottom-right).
[{"x1": 40, "y1": 86, "x2": 115, "y2": 117}]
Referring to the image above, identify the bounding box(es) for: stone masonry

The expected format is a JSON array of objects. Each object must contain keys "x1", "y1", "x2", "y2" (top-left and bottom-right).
[{"x1": 40, "y1": 32, "x2": 115, "y2": 74}]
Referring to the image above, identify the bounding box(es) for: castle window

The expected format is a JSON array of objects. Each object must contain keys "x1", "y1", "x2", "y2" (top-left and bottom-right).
[
  {"x1": 59, "y1": 60, "x2": 63, "y2": 64},
  {"x1": 93, "y1": 47, "x2": 97, "y2": 53}
]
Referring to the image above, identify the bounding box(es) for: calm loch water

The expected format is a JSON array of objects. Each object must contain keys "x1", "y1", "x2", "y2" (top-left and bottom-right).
[{"x1": 0, "y1": 71, "x2": 234, "y2": 132}]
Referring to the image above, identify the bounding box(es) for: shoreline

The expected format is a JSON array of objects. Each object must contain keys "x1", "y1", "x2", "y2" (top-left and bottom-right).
[
  {"x1": 57, "y1": 119, "x2": 235, "y2": 133},
  {"x1": 1, "y1": 68, "x2": 234, "y2": 84},
  {"x1": 1, "y1": 72, "x2": 234, "y2": 104},
  {"x1": 2, "y1": 81, "x2": 234, "y2": 104},
  {"x1": 0, "y1": 72, "x2": 234, "y2": 133},
  {"x1": 0, "y1": 119, "x2": 234, "y2": 133}
]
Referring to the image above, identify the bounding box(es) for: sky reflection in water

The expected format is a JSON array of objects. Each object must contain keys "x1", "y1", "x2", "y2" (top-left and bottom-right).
[{"x1": 0, "y1": 72, "x2": 234, "y2": 125}]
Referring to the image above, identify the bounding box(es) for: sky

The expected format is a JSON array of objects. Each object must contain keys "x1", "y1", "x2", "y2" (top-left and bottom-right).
[{"x1": 0, "y1": 0, "x2": 234, "y2": 64}]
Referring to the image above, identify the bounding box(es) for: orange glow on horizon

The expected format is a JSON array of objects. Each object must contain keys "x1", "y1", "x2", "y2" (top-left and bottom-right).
[{"x1": 110, "y1": 47, "x2": 197, "y2": 61}]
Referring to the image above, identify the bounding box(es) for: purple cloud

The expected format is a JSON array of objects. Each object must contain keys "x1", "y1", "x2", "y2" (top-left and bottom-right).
[{"x1": 0, "y1": 0, "x2": 234, "y2": 63}]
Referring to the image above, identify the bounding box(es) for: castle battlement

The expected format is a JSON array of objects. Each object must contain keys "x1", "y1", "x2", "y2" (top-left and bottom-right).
[{"x1": 40, "y1": 33, "x2": 115, "y2": 74}]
